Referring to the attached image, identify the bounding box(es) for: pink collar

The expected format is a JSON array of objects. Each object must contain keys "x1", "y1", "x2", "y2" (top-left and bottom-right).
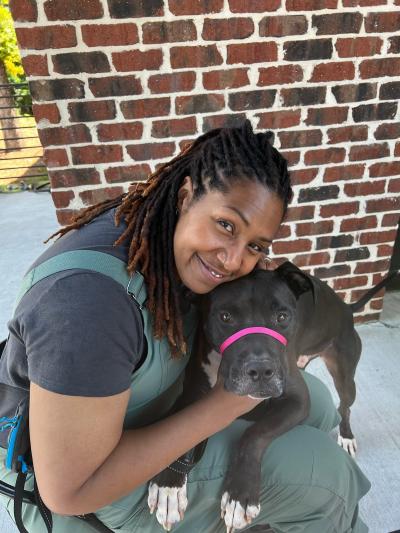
[{"x1": 219, "y1": 326, "x2": 287, "y2": 355}]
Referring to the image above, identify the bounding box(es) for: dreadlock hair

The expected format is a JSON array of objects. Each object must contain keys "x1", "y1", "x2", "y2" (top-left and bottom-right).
[{"x1": 47, "y1": 119, "x2": 292, "y2": 357}]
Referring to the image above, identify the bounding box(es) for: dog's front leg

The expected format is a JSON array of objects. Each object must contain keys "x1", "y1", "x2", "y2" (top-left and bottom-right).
[{"x1": 221, "y1": 373, "x2": 309, "y2": 533}]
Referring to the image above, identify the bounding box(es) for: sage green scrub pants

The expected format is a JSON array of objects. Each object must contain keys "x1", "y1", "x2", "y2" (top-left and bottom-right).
[{"x1": 0, "y1": 372, "x2": 370, "y2": 533}]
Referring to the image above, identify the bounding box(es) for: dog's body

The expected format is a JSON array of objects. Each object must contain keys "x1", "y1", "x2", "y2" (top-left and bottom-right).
[{"x1": 148, "y1": 262, "x2": 397, "y2": 532}]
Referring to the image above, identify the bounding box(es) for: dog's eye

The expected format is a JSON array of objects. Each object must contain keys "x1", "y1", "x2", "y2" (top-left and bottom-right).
[
  {"x1": 220, "y1": 312, "x2": 232, "y2": 323},
  {"x1": 277, "y1": 312, "x2": 288, "y2": 323}
]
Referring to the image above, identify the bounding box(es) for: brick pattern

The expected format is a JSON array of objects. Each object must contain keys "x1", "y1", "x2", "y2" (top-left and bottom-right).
[{"x1": 9, "y1": 0, "x2": 400, "y2": 321}]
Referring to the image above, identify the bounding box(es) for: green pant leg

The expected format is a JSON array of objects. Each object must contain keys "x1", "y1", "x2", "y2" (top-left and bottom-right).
[{"x1": 300, "y1": 370, "x2": 342, "y2": 432}]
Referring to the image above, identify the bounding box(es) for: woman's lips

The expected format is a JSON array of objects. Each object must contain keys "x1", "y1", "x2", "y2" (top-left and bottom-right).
[{"x1": 196, "y1": 254, "x2": 228, "y2": 284}]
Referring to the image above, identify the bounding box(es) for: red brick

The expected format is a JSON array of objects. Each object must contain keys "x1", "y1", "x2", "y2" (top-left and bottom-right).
[
  {"x1": 104, "y1": 164, "x2": 151, "y2": 183},
  {"x1": 336, "y1": 37, "x2": 383, "y2": 58},
  {"x1": 33, "y1": 103, "x2": 61, "y2": 125},
  {"x1": 21, "y1": 55, "x2": 49, "y2": 76},
  {"x1": 333, "y1": 276, "x2": 368, "y2": 291},
  {"x1": 43, "y1": 148, "x2": 69, "y2": 168},
  {"x1": 355, "y1": 259, "x2": 389, "y2": 274},
  {"x1": 354, "y1": 313, "x2": 381, "y2": 323},
  {"x1": 349, "y1": 143, "x2": 390, "y2": 161},
  {"x1": 170, "y1": 45, "x2": 223, "y2": 69},
  {"x1": 50, "y1": 168, "x2": 101, "y2": 188},
  {"x1": 44, "y1": 0, "x2": 103, "y2": 20},
  {"x1": 360, "y1": 58, "x2": 400, "y2": 78},
  {"x1": 257, "y1": 110, "x2": 301, "y2": 129},
  {"x1": 202, "y1": 113, "x2": 246, "y2": 131},
  {"x1": 112, "y1": 50, "x2": 163, "y2": 72},
  {"x1": 272, "y1": 239, "x2": 312, "y2": 255},
  {"x1": 176, "y1": 94, "x2": 224, "y2": 115},
  {"x1": 285, "y1": 205, "x2": 316, "y2": 221},
  {"x1": 169, "y1": 0, "x2": 223, "y2": 15},
  {"x1": 282, "y1": 151, "x2": 300, "y2": 167},
  {"x1": 127, "y1": 142, "x2": 176, "y2": 161},
  {"x1": 108, "y1": 0, "x2": 163, "y2": 18},
  {"x1": 53, "y1": 52, "x2": 109, "y2": 74},
  {"x1": 258, "y1": 65, "x2": 303, "y2": 86},
  {"x1": 312, "y1": 12, "x2": 363, "y2": 35},
  {"x1": 259, "y1": 15, "x2": 307, "y2": 36},
  {"x1": 143, "y1": 20, "x2": 196, "y2": 44},
  {"x1": 52, "y1": 190, "x2": 75, "y2": 208},
  {"x1": 369, "y1": 161, "x2": 400, "y2": 178},
  {"x1": 148, "y1": 72, "x2": 196, "y2": 94},
  {"x1": 388, "y1": 36, "x2": 400, "y2": 54},
  {"x1": 89, "y1": 76, "x2": 142, "y2": 98},
  {"x1": 388, "y1": 178, "x2": 400, "y2": 193},
  {"x1": 228, "y1": 89, "x2": 276, "y2": 111},
  {"x1": 290, "y1": 168, "x2": 318, "y2": 186},
  {"x1": 327, "y1": 125, "x2": 368, "y2": 144},
  {"x1": 275, "y1": 224, "x2": 291, "y2": 240},
  {"x1": 9, "y1": 0, "x2": 37, "y2": 22},
  {"x1": 229, "y1": 0, "x2": 280, "y2": 11},
  {"x1": 279, "y1": 130, "x2": 322, "y2": 149},
  {"x1": 294, "y1": 252, "x2": 331, "y2": 267},
  {"x1": 305, "y1": 147, "x2": 345, "y2": 166},
  {"x1": 310, "y1": 62, "x2": 355, "y2": 82},
  {"x1": 227, "y1": 42, "x2": 277, "y2": 64},
  {"x1": 202, "y1": 18, "x2": 254, "y2": 40},
  {"x1": 80, "y1": 187, "x2": 124, "y2": 207},
  {"x1": 16, "y1": 25, "x2": 77, "y2": 50},
  {"x1": 374, "y1": 123, "x2": 400, "y2": 140},
  {"x1": 366, "y1": 197, "x2": 400, "y2": 213},
  {"x1": 81, "y1": 23, "x2": 138, "y2": 46},
  {"x1": 396, "y1": 142, "x2": 400, "y2": 157},
  {"x1": 377, "y1": 244, "x2": 394, "y2": 257},
  {"x1": 286, "y1": 0, "x2": 337, "y2": 9},
  {"x1": 324, "y1": 164, "x2": 366, "y2": 182},
  {"x1": 344, "y1": 180, "x2": 386, "y2": 197},
  {"x1": 369, "y1": 299, "x2": 384, "y2": 311},
  {"x1": 360, "y1": 230, "x2": 398, "y2": 245},
  {"x1": 203, "y1": 69, "x2": 249, "y2": 90},
  {"x1": 152, "y1": 117, "x2": 197, "y2": 138},
  {"x1": 306, "y1": 107, "x2": 348, "y2": 125},
  {"x1": 120, "y1": 98, "x2": 170, "y2": 119},
  {"x1": 296, "y1": 220, "x2": 334, "y2": 236},
  {"x1": 97, "y1": 122, "x2": 143, "y2": 142},
  {"x1": 68, "y1": 100, "x2": 116, "y2": 123},
  {"x1": 340, "y1": 215, "x2": 377, "y2": 231},
  {"x1": 365, "y1": 12, "x2": 400, "y2": 33},
  {"x1": 382, "y1": 213, "x2": 400, "y2": 226},
  {"x1": 71, "y1": 145, "x2": 123, "y2": 165},
  {"x1": 320, "y1": 202, "x2": 359, "y2": 217},
  {"x1": 39, "y1": 124, "x2": 91, "y2": 147},
  {"x1": 55, "y1": 209, "x2": 81, "y2": 226}
]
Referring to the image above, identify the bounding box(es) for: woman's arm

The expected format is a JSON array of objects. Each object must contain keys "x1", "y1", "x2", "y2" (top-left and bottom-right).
[{"x1": 30, "y1": 380, "x2": 261, "y2": 516}]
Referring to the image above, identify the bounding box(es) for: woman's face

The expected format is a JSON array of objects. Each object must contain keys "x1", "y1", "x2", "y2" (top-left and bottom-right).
[{"x1": 173, "y1": 177, "x2": 285, "y2": 294}]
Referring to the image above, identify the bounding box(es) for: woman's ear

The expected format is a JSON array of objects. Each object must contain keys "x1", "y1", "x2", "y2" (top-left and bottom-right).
[{"x1": 177, "y1": 176, "x2": 194, "y2": 213}]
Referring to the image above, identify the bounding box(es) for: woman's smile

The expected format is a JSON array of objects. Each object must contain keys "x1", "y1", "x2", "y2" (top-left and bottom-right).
[{"x1": 195, "y1": 253, "x2": 231, "y2": 285}]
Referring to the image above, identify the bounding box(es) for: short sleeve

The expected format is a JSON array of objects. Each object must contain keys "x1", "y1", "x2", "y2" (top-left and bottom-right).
[{"x1": 18, "y1": 271, "x2": 144, "y2": 396}]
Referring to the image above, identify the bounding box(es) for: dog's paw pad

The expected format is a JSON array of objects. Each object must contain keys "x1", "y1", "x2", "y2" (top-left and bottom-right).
[
  {"x1": 147, "y1": 481, "x2": 188, "y2": 530},
  {"x1": 337, "y1": 435, "x2": 357, "y2": 458},
  {"x1": 221, "y1": 491, "x2": 260, "y2": 532}
]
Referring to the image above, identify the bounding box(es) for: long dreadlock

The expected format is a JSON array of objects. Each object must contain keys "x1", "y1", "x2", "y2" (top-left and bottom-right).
[{"x1": 47, "y1": 120, "x2": 292, "y2": 357}]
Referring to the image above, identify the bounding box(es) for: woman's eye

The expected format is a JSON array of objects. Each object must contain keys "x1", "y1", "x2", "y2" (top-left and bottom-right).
[
  {"x1": 218, "y1": 220, "x2": 234, "y2": 233},
  {"x1": 220, "y1": 312, "x2": 232, "y2": 322}
]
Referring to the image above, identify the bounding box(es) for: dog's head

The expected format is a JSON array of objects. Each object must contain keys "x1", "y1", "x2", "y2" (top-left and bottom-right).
[{"x1": 201, "y1": 262, "x2": 315, "y2": 399}]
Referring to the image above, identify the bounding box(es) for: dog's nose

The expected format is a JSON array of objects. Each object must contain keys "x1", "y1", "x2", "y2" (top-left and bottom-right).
[{"x1": 245, "y1": 361, "x2": 275, "y2": 382}]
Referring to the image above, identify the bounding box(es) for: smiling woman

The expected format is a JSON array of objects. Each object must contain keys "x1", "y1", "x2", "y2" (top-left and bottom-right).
[{"x1": 0, "y1": 120, "x2": 370, "y2": 533}]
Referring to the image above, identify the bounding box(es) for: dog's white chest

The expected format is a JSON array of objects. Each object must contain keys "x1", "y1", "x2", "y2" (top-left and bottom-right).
[{"x1": 201, "y1": 349, "x2": 222, "y2": 388}]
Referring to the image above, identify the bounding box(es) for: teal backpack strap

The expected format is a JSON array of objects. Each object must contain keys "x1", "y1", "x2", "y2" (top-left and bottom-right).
[{"x1": 14, "y1": 250, "x2": 147, "y2": 312}]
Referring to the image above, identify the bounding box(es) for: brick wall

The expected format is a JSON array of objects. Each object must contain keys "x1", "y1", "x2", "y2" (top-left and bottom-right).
[{"x1": 9, "y1": 0, "x2": 400, "y2": 321}]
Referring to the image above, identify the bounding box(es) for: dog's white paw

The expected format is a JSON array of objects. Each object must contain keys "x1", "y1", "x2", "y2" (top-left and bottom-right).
[
  {"x1": 221, "y1": 491, "x2": 260, "y2": 532},
  {"x1": 148, "y1": 480, "x2": 188, "y2": 531},
  {"x1": 338, "y1": 435, "x2": 357, "y2": 458}
]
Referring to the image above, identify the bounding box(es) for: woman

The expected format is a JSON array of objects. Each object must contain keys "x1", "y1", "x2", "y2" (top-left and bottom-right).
[{"x1": 0, "y1": 121, "x2": 370, "y2": 532}]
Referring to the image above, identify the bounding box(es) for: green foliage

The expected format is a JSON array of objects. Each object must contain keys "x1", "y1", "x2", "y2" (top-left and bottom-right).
[
  {"x1": 0, "y1": 0, "x2": 24, "y2": 82},
  {"x1": 0, "y1": 0, "x2": 32, "y2": 114}
]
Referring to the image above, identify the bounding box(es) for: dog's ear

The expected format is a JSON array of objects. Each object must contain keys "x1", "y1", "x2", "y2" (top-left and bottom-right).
[{"x1": 276, "y1": 261, "x2": 318, "y2": 303}]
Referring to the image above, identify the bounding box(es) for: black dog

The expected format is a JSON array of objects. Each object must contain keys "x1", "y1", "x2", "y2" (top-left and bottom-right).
[{"x1": 148, "y1": 261, "x2": 397, "y2": 532}]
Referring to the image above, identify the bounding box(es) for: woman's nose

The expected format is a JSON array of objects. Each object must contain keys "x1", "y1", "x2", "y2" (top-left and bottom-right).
[{"x1": 216, "y1": 246, "x2": 243, "y2": 273}]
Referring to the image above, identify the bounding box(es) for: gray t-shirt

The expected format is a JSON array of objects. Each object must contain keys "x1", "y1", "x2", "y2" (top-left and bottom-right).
[{"x1": 0, "y1": 208, "x2": 145, "y2": 397}]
